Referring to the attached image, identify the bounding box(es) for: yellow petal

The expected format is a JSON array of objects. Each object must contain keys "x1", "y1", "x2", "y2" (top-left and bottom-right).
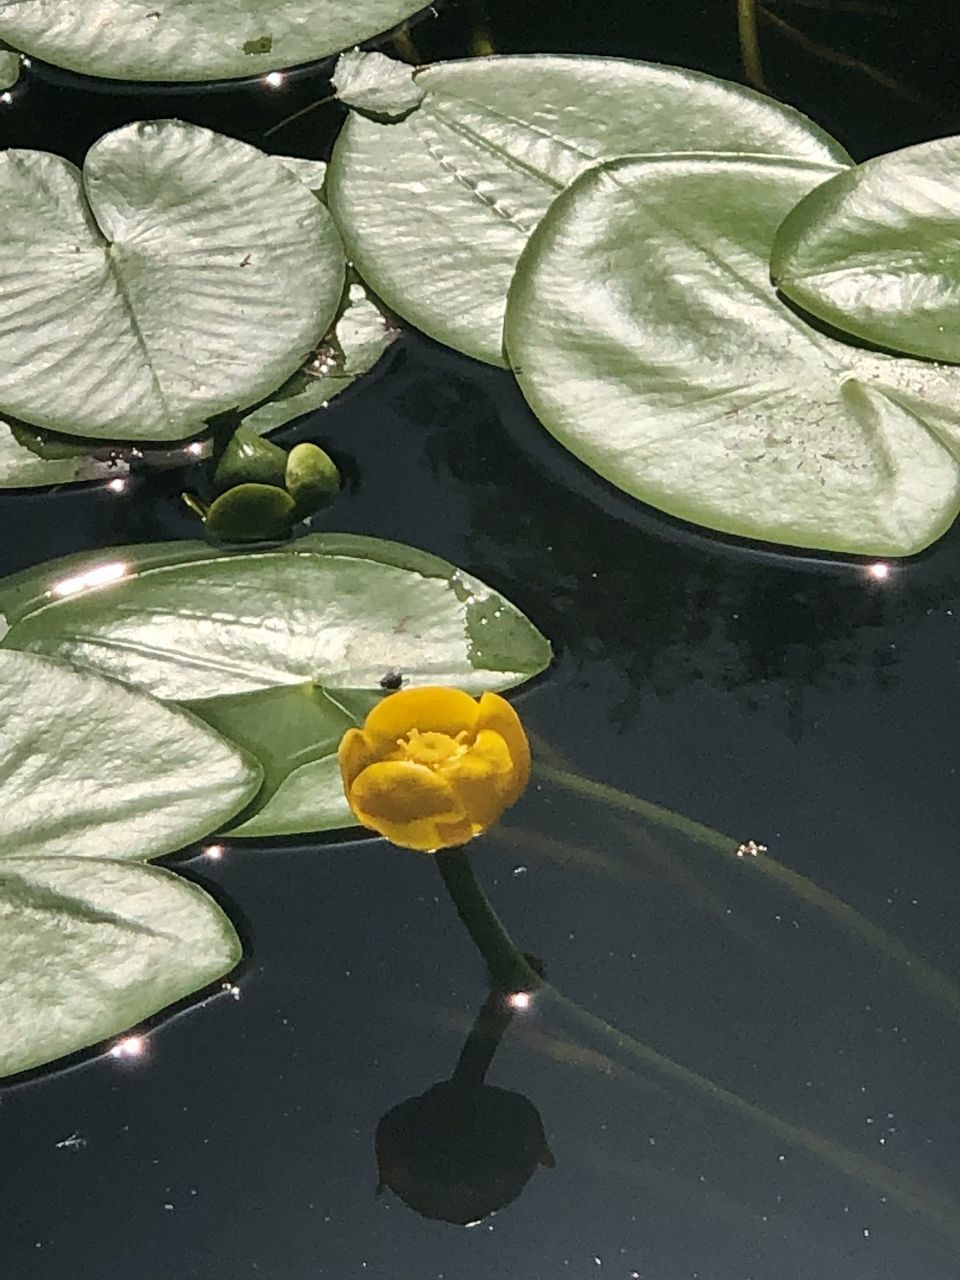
[
  {"x1": 440, "y1": 729, "x2": 516, "y2": 833},
  {"x1": 362, "y1": 686, "x2": 480, "y2": 749},
  {"x1": 338, "y1": 726, "x2": 377, "y2": 791},
  {"x1": 348, "y1": 759, "x2": 472, "y2": 852},
  {"x1": 474, "y1": 692, "x2": 531, "y2": 805}
]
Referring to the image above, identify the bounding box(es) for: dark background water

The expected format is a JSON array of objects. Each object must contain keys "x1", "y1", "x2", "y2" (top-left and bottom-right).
[{"x1": 3, "y1": 2, "x2": 960, "y2": 1277}]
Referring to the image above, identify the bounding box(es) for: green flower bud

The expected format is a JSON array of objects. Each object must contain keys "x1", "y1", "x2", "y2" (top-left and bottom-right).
[{"x1": 205, "y1": 483, "x2": 295, "y2": 543}]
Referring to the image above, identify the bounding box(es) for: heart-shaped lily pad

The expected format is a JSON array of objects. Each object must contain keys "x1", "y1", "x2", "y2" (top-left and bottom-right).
[
  {"x1": 0, "y1": 120, "x2": 345, "y2": 441},
  {"x1": 326, "y1": 54, "x2": 850, "y2": 366},
  {"x1": 771, "y1": 134, "x2": 960, "y2": 365},
  {"x1": 0, "y1": 855, "x2": 240, "y2": 1079},
  {"x1": 0, "y1": 649, "x2": 261, "y2": 860},
  {"x1": 0, "y1": 1, "x2": 428, "y2": 82},
  {"x1": 504, "y1": 154, "x2": 960, "y2": 557},
  {"x1": 0, "y1": 534, "x2": 550, "y2": 836}
]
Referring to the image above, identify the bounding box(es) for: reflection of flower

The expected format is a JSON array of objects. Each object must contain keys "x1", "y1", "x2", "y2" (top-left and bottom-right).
[
  {"x1": 339, "y1": 687, "x2": 530, "y2": 852},
  {"x1": 376, "y1": 1080, "x2": 554, "y2": 1225}
]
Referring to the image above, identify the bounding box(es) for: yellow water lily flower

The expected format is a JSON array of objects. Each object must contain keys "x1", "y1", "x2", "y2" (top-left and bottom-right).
[{"x1": 339, "y1": 686, "x2": 530, "y2": 852}]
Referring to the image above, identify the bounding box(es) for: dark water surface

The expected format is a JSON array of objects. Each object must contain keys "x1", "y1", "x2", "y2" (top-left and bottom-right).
[{"x1": 3, "y1": 2, "x2": 960, "y2": 1277}]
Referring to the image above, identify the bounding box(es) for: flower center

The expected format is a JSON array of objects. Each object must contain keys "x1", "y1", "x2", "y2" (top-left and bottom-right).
[{"x1": 396, "y1": 728, "x2": 470, "y2": 769}]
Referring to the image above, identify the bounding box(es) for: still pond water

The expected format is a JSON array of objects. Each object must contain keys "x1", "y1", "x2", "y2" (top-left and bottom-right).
[{"x1": 3, "y1": 1, "x2": 960, "y2": 1277}]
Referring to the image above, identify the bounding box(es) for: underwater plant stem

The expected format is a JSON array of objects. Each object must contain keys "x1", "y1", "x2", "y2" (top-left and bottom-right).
[
  {"x1": 537, "y1": 762, "x2": 735, "y2": 854},
  {"x1": 435, "y1": 848, "x2": 541, "y2": 993},
  {"x1": 539, "y1": 761, "x2": 960, "y2": 1027},
  {"x1": 451, "y1": 988, "x2": 515, "y2": 1091},
  {"x1": 736, "y1": 0, "x2": 767, "y2": 90}
]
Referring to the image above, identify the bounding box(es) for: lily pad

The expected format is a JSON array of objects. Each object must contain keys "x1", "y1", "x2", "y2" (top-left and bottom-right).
[
  {"x1": 0, "y1": 855, "x2": 240, "y2": 1079},
  {"x1": 239, "y1": 276, "x2": 400, "y2": 437},
  {"x1": 771, "y1": 135, "x2": 960, "y2": 365},
  {"x1": 0, "y1": 418, "x2": 126, "y2": 488},
  {"x1": 0, "y1": 46, "x2": 18, "y2": 89},
  {"x1": 504, "y1": 154, "x2": 960, "y2": 557},
  {"x1": 0, "y1": 1, "x2": 429, "y2": 82},
  {"x1": 0, "y1": 649, "x2": 261, "y2": 860},
  {"x1": 0, "y1": 120, "x2": 345, "y2": 441},
  {"x1": 326, "y1": 54, "x2": 851, "y2": 366},
  {"x1": 0, "y1": 535, "x2": 551, "y2": 836}
]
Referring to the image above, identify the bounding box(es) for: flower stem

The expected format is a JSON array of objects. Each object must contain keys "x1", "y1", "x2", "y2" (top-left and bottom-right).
[{"x1": 434, "y1": 847, "x2": 541, "y2": 993}]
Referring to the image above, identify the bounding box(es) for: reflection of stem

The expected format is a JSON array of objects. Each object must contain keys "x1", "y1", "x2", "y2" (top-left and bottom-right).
[
  {"x1": 547, "y1": 987, "x2": 960, "y2": 1247},
  {"x1": 451, "y1": 989, "x2": 514, "y2": 1091},
  {"x1": 736, "y1": 0, "x2": 768, "y2": 91},
  {"x1": 538, "y1": 762, "x2": 960, "y2": 1027},
  {"x1": 759, "y1": 4, "x2": 950, "y2": 117},
  {"x1": 435, "y1": 848, "x2": 541, "y2": 992},
  {"x1": 391, "y1": 22, "x2": 424, "y2": 65}
]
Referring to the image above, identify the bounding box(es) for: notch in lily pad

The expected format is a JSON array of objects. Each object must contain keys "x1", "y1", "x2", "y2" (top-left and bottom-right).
[{"x1": 332, "y1": 49, "x2": 425, "y2": 119}]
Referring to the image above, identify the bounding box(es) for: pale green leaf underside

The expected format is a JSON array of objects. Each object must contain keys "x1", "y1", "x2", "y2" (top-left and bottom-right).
[
  {"x1": 504, "y1": 155, "x2": 960, "y2": 557},
  {"x1": 0, "y1": 1, "x2": 427, "y2": 82},
  {"x1": 0, "y1": 121, "x2": 345, "y2": 441},
  {"x1": 326, "y1": 54, "x2": 851, "y2": 366},
  {"x1": 771, "y1": 134, "x2": 960, "y2": 365},
  {"x1": 0, "y1": 535, "x2": 550, "y2": 837},
  {"x1": 0, "y1": 650, "x2": 261, "y2": 860},
  {"x1": 0, "y1": 855, "x2": 240, "y2": 1079}
]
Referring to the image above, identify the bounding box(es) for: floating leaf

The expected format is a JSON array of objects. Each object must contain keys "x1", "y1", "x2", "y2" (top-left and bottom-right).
[
  {"x1": 326, "y1": 54, "x2": 851, "y2": 366},
  {"x1": 771, "y1": 135, "x2": 960, "y2": 365},
  {"x1": 277, "y1": 155, "x2": 328, "y2": 197},
  {"x1": 238, "y1": 276, "x2": 399, "y2": 437},
  {"x1": 0, "y1": 121, "x2": 345, "y2": 441},
  {"x1": 0, "y1": 535, "x2": 550, "y2": 835},
  {"x1": 333, "y1": 49, "x2": 425, "y2": 117},
  {"x1": 213, "y1": 427, "x2": 289, "y2": 494},
  {"x1": 504, "y1": 154, "x2": 960, "y2": 557},
  {"x1": 0, "y1": 1, "x2": 429, "y2": 82},
  {"x1": 0, "y1": 855, "x2": 240, "y2": 1079},
  {"x1": 0, "y1": 418, "x2": 126, "y2": 489},
  {"x1": 285, "y1": 441, "x2": 340, "y2": 511},
  {"x1": 0, "y1": 649, "x2": 261, "y2": 860},
  {"x1": 0, "y1": 46, "x2": 18, "y2": 89},
  {"x1": 205, "y1": 482, "x2": 297, "y2": 542}
]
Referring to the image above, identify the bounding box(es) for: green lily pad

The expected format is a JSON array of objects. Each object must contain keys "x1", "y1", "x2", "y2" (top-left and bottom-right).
[
  {"x1": 213, "y1": 427, "x2": 289, "y2": 494},
  {"x1": 238, "y1": 275, "x2": 399, "y2": 437},
  {"x1": 0, "y1": 649, "x2": 261, "y2": 860},
  {"x1": 0, "y1": 535, "x2": 551, "y2": 836},
  {"x1": 0, "y1": 47, "x2": 18, "y2": 89},
  {"x1": 205, "y1": 482, "x2": 297, "y2": 542},
  {"x1": 771, "y1": 135, "x2": 960, "y2": 365},
  {"x1": 0, "y1": 1, "x2": 428, "y2": 82},
  {"x1": 0, "y1": 855, "x2": 240, "y2": 1079},
  {"x1": 504, "y1": 154, "x2": 960, "y2": 557},
  {"x1": 285, "y1": 441, "x2": 340, "y2": 512},
  {"x1": 0, "y1": 120, "x2": 345, "y2": 441},
  {"x1": 326, "y1": 54, "x2": 851, "y2": 366},
  {"x1": 0, "y1": 418, "x2": 127, "y2": 488}
]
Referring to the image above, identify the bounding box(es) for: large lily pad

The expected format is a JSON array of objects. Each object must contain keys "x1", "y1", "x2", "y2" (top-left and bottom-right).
[
  {"x1": 0, "y1": 535, "x2": 551, "y2": 836},
  {"x1": 0, "y1": 855, "x2": 240, "y2": 1079},
  {"x1": 0, "y1": 649, "x2": 261, "y2": 860},
  {"x1": 771, "y1": 135, "x2": 960, "y2": 365},
  {"x1": 504, "y1": 154, "x2": 960, "y2": 557},
  {"x1": 326, "y1": 54, "x2": 851, "y2": 366},
  {"x1": 0, "y1": 121, "x2": 345, "y2": 441},
  {"x1": 0, "y1": 1, "x2": 428, "y2": 82}
]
